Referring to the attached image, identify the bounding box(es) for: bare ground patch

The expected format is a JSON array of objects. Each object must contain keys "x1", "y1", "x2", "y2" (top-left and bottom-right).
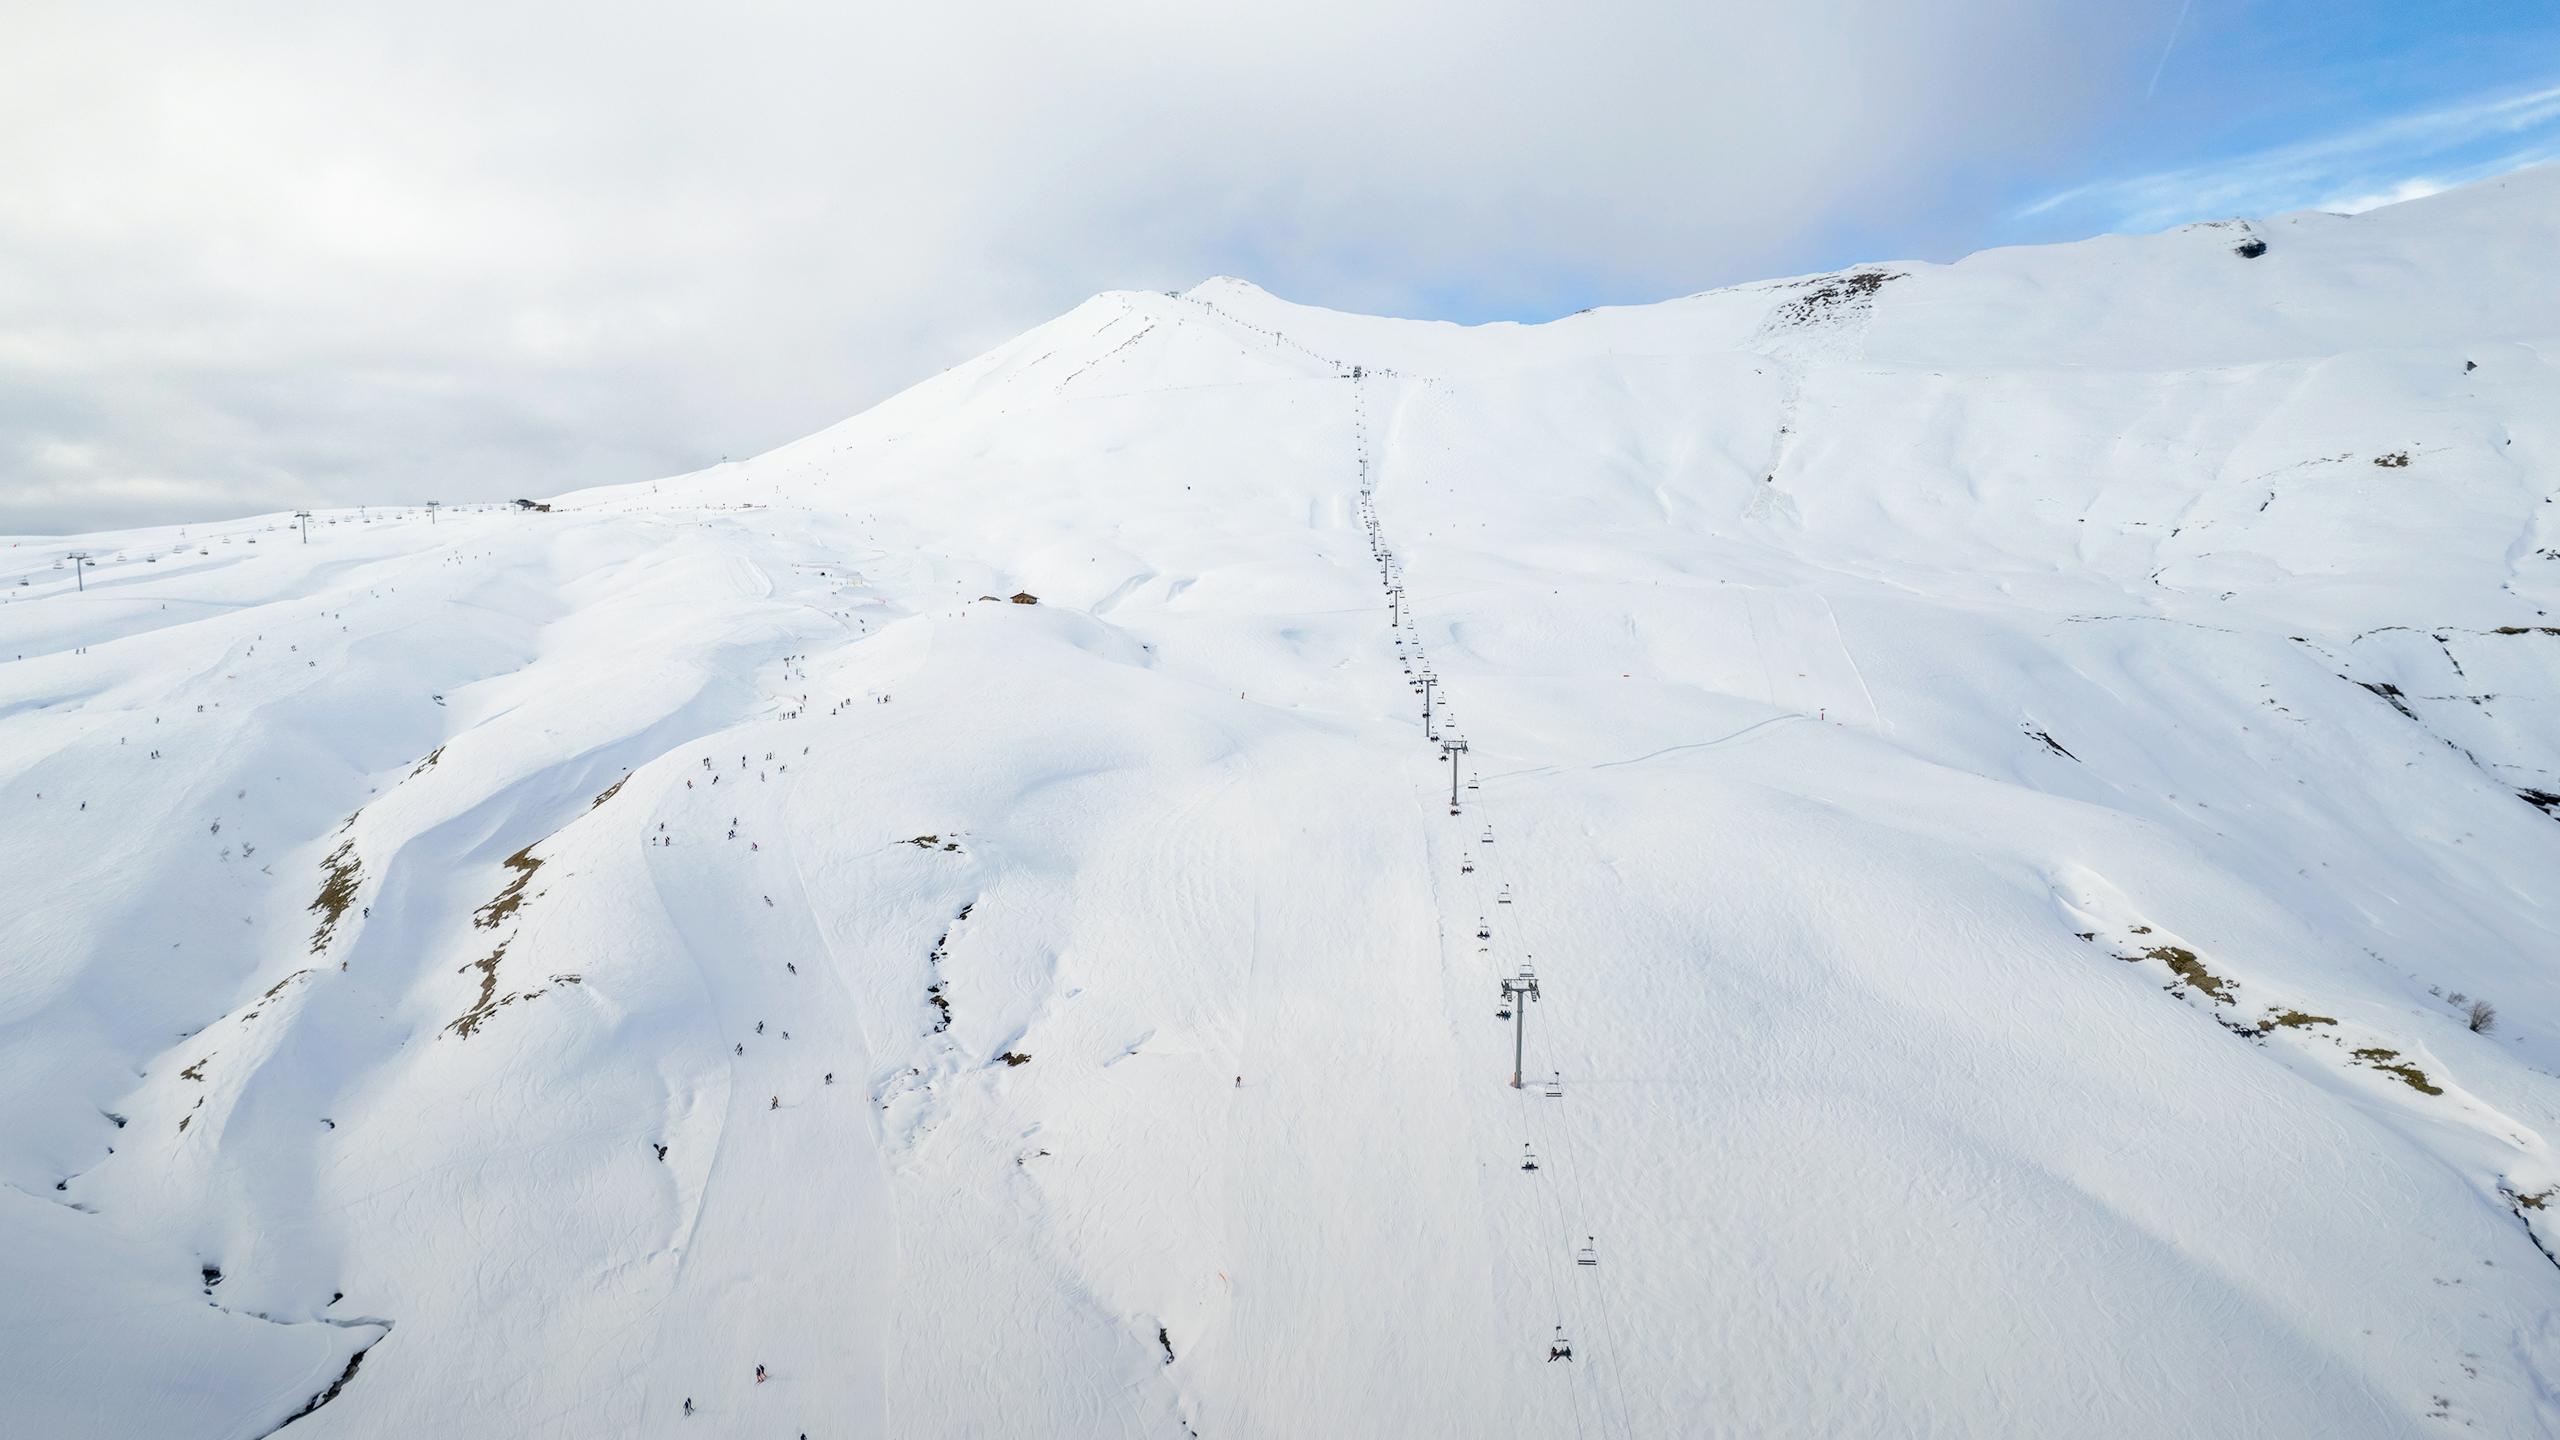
[{"x1": 309, "y1": 841, "x2": 362, "y2": 954}]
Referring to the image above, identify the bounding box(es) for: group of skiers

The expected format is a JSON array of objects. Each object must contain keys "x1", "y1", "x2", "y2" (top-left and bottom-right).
[{"x1": 680, "y1": 1365, "x2": 780, "y2": 1419}]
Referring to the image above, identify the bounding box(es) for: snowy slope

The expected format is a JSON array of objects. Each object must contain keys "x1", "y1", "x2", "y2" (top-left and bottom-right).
[{"x1": 6, "y1": 165, "x2": 2560, "y2": 1439}]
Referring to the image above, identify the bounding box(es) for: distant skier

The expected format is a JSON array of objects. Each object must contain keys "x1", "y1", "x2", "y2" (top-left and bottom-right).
[
  {"x1": 682, "y1": 1398, "x2": 692, "y2": 1415},
  {"x1": 755, "y1": 1364, "x2": 768, "y2": 1384},
  {"x1": 1234, "y1": 1076, "x2": 1241, "y2": 1088},
  {"x1": 769, "y1": 1096, "x2": 779, "y2": 1110},
  {"x1": 824, "y1": 1072, "x2": 834, "y2": 1085},
  {"x1": 757, "y1": 1021, "x2": 765, "y2": 1034},
  {"x1": 653, "y1": 1143, "x2": 667, "y2": 1161}
]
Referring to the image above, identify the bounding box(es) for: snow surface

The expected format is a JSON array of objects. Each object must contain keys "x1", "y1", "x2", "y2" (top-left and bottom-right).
[{"x1": 6, "y1": 165, "x2": 2560, "y2": 1438}]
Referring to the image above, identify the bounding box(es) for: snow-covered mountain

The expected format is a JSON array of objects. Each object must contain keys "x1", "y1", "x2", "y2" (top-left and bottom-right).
[{"x1": 6, "y1": 165, "x2": 2559, "y2": 1439}]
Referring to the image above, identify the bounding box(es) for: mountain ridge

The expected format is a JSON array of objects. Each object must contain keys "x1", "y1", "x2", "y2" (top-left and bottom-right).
[{"x1": 3, "y1": 164, "x2": 2558, "y2": 1437}]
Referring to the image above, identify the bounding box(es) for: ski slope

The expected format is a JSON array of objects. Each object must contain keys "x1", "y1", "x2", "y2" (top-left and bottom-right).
[{"x1": 5, "y1": 165, "x2": 2560, "y2": 1438}]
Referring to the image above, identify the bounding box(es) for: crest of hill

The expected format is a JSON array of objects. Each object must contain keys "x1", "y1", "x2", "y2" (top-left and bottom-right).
[{"x1": 568, "y1": 160, "x2": 2560, "y2": 523}]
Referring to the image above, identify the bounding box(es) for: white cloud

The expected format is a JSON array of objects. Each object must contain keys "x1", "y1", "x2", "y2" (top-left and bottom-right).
[
  {"x1": 0, "y1": 0, "x2": 2152, "y2": 533},
  {"x1": 2017, "y1": 81, "x2": 2560, "y2": 233}
]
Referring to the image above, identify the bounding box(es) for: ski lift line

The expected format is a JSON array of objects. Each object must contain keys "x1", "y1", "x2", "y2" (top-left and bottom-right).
[
  {"x1": 1517, "y1": 1088, "x2": 1640, "y2": 1440},
  {"x1": 1358, "y1": 375, "x2": 1622, "y2": 1430},
  {"x1": 1456, "y1": 801, "x2": 1613, "y2": 1417},
  {"x1": 1455, "y1": 735, "x2": 1646, "y2": 1435},
  {"x1": 1515, "y1": 1089, "x2": 1616, "y2": 1440},
  {"x1": 1513, "y1": 996, "x2": 1644, "y2": 1440}
]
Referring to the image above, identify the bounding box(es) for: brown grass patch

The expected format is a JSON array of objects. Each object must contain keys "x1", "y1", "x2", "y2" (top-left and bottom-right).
[
  {"x1": 2146, "y1": 945, "x2": 2234, "y2": 1003},
  {"x1": 309, "y1": 841, "x2": 362, "y2": 954},
  {"x1": 473, "y1": 846, "x2": 542, "y2": 930},
  {"x1": 2352, "y1": 1047, "x2": 2444, "y2": 1094}
]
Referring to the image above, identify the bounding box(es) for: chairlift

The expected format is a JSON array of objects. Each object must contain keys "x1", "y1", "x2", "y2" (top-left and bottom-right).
[
  {"x1": 1460, "y1": 857, "x2": 1474, "y2": 874},
  {"x1": 1520, "y1": 1144, "x2": 1539, "y2": 1172},
  {"x1": 1467, "y1": 773, "x2": 1480, "y2": 791},
  {"x1": 1481, "y1": 827, "x2": 1495, "y2": 844},
  {"x1": 1476, "y1": 917, "x2": 1490, "y2": 939},
  {"x1": 1576, "y1": 1237, "x2": 1598, "y2": 1267},
  {"x1": 1548, "y1": 1326, "x2": 1574, "y2": 1363},
  {"x1": 1544, "y1": 1072, "x2": 1563, "y2": 1099},
  {"x1": 1498, "y1": 884, "x2": 1513, "y2": 905}
]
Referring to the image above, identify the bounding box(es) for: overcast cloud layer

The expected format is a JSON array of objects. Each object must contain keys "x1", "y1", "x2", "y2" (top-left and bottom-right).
[{"x1": 0, "y1": 0, "x2": 2539, "y2": 534}]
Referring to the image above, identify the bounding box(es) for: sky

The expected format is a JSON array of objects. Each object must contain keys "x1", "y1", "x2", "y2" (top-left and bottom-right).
[{"x1": 3, "y1": 0, "x2": 2557, "y2": 535}]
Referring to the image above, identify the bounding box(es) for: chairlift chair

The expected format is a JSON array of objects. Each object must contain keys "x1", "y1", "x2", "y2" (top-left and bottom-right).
[
  {"x1": 1460, "y1": 857, "x2": 1473, "y2": 874},
  {"x1": 1520, "y1": 1145, "x2": 1539, "y2": 1172},
  {"x1": 1544, "y1": 1072, "x2": 1563, "y2": 1099},
  {"x1": 1576, "y1": 1238, "x2": 1598, "y2": 1267},
  {"x1": 1498, "y1": 885, "x2": 1513, "y2": 904},
  {"x1": 1482, "y1": 827, "x2": 1495, "y2": 844},
  {"x1": 1477, "y1": 918, "x2": 1490, "y2": 939}
]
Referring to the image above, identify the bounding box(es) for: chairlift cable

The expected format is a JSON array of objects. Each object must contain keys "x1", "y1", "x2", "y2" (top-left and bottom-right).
[{"x1": 1359, "y1": 371, "x2": 1625, "y2": 1435}]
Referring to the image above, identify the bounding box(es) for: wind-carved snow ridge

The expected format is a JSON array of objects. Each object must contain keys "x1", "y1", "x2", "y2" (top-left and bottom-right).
[{"x1": 7, "y1": 165, "x2": 2560, "y2": 1436}]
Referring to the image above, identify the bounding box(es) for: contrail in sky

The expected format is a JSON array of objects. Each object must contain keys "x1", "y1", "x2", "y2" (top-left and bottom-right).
[{"x1": 2147, "y1": 0, "x2": 2195, "y2": 100}]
